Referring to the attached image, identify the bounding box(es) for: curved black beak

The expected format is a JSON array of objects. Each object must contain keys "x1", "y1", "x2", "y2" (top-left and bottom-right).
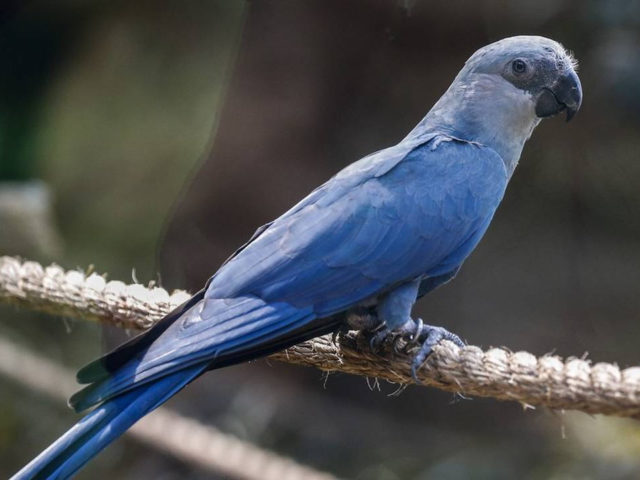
[{"x1": 535, "y1": 69, "x2": 583, "y2": 122}]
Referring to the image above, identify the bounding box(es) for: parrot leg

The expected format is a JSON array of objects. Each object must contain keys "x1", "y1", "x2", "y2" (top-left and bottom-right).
[
  {"x1": 366, "y1": 279, "x2": 423, "y2": 351},
  {"x1": 362, "y1": 279, "x2": 465, "y2": 381}
]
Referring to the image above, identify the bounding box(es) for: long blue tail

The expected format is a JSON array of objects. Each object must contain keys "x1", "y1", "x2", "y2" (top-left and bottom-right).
[{"x1": 11, "y1": 364, "x2": 205, "y2": 480}]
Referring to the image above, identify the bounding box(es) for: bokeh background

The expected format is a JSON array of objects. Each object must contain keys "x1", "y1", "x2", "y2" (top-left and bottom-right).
[{"x1": 2, "y1": 1, "x2": 640, "y2": 478}]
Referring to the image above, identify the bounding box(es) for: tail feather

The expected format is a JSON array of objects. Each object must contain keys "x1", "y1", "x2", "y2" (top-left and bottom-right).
[
  {"x1": 11, "y1": 364, "x2": 206, "y2": 480},
  {"x1": 69, "y1": 297, "x2": 315, "y2": 413},
  {"x1": 75, "y1": 289, "x2": 207, "y2": 385}
]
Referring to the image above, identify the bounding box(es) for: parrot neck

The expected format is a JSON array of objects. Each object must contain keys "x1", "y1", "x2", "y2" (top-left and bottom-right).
[{"x1": 407, "y1": 73, "x2": 541, "y2": 177}]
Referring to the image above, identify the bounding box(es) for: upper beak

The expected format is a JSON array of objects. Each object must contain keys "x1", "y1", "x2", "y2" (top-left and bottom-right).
[{"x1": 535, "y1": 69, "x2": 583, "y2": 122}]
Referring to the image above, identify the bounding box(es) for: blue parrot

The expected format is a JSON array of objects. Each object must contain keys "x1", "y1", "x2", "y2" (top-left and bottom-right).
[{"x1": 13, "y1": 35, "x2": 582, "y2": 479}]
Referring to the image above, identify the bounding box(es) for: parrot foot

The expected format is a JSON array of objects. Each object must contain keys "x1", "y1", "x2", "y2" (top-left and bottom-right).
[
  {"x1": 409, "y1": 324, "x2": 464, "y2": 382},
  {"x1": 362, "y1": 317, "x2": 465, "y2": 381},
  {"x1": 366, "y1": 318, "x2": 425, "y2": 353}
]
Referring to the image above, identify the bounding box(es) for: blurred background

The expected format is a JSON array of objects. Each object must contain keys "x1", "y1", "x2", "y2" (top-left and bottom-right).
[{"x1": 2, "y1": 0, "x2": 640, "y2": 478}]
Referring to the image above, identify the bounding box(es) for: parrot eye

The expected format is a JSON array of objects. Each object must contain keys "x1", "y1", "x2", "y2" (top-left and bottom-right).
[{"x1": 512, "y1": 59, "x2": 527, "y2": 75}]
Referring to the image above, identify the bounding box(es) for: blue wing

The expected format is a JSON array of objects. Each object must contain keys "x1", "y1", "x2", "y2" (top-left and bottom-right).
[
  {"x1": 208, "y1": 135, "x2": 507, "y2": 313},
  {"x1": 71, "y1": 134, "x2": 507, "y2": 411}
]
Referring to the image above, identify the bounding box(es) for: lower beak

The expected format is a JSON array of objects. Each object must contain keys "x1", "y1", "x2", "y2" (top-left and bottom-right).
[{"x1": 535, "y1": 69, "x2": 583, "y2": 121}]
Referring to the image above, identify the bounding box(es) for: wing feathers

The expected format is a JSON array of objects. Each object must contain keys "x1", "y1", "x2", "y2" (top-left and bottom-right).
[{"x1": 70, "y1": 296, "x2": 315, "y2": 412}]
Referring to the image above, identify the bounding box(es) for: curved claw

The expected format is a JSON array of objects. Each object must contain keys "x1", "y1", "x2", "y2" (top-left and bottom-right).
[
  {"x1": 390, "y1": 318, "x2": 424, "y2": 354},
  {"x1": 368, "y1": 321, "x2": 388, "y2": 352},
  {"x1": 411, "y1": 318, "x2": 424, "y2": 343}
]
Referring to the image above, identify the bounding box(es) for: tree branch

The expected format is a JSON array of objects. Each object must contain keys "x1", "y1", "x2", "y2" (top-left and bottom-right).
[{"x1": 2, "y1": 256, "x2": 640, "y2": 419}]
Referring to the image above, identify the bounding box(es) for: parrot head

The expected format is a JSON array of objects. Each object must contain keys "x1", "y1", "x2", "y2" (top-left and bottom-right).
[
  {"x1": 465, "y1": 35, "x2": 582, "y2": 122},
  {"x1": 417, "y1": 35, "x2": 583, "y2": 175}
]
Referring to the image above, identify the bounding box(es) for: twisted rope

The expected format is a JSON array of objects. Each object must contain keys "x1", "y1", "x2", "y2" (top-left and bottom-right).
[{"x1": 2, "y1": 256, "x2": 640, "y2": 419}]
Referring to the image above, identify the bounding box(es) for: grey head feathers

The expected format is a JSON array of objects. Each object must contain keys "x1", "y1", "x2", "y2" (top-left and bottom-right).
[{"x1": 408, "y1": 36, "x2": 582, "y2": 177}]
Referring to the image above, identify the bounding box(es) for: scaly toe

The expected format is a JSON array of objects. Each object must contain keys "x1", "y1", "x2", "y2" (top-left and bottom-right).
[
  {"x1": 411, "y1": 341, "x2": 435, "y2": 383},
  {"x1": 410, "y1": 324, "x2": 464, "y2": 383},
  {"x1": 442, "y1": 330, "x2": 465, "y2": 348}
]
